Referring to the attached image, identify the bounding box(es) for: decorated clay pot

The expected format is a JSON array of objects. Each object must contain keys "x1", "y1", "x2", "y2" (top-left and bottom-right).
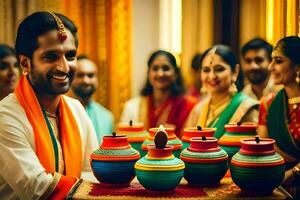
[
  {"x1": 117, "y1": 121, "x2": 148, "y2": 157},
  {"x1": 142, "y1": 127, "x2": 182, "y2": 157},
  {"x1": 90, "y1": 134, "x2": 140, "y2": 187},
  {"x1": 230, "y1": 137, "x2": 285, "y2": 195},
  {"x1": 180, "y1": 136, "x2": 228, "y2": 186},
  {"x1": 135, "y1": 144, "x2": 185, "y2": 191},
  {"x1": 181, "y1": 126, "x2": 216, "y2": 150},
  {"x1": 218, "y1": 122, "x2": 257, "y2": 158}
]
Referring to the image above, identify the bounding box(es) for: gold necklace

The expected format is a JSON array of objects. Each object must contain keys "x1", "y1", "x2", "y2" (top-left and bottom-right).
[
  {"x1": 209, "y1": 95, "x2": 231, "y2": 118},
  {"x1": 288, "y1": 96, "x2": 300, "y2": 110}
]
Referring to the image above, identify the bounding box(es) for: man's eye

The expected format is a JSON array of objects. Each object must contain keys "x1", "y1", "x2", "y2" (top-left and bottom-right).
[
  {"x1": 43, "y1": 54, "x2": 58, "y2": 61},
  {"x1": 65, "y1": 52, "x2": 76, "y2": 61},
  {"x1": 255, "y1": 57, "x2": 264, "y2": 64},
  {"x1": 245, "y1": 59, "x2": 251, "y2": 64}
]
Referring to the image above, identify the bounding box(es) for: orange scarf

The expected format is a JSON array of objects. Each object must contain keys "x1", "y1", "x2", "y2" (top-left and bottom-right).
[{"x1": 15, "y1": 75, "x2": 82, "y2": 178}]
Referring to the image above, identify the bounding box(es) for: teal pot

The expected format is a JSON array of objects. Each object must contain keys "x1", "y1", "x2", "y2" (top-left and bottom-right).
[
  {"x1": 135, "y1": 144, "x2": 185, "y2": 191},
  {"x1": 180, "y1": 137, "x2": 228, "y2": 186},
  {"x1": 230, "y1": 137, "x2": 285, "y2": 195}
]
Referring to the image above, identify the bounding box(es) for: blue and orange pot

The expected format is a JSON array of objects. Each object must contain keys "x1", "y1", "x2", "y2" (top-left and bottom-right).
[
  {"x1": 90, "y1": 134, "x2": 140, "y2": 187},
  {"x1": 230, "y1": 137, "x2": 285, "y2": 195},
  {"x1": 135, "y1": 144, "x2": 185, "y2": 191},
  {"x1": 180, "y1": 136, "x2": 228, "y2": 186}
]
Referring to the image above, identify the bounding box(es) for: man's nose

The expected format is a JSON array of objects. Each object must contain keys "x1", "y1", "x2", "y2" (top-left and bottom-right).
[
  {"x1": 57, "y1": 57, "x2": 69, "y2": 72},
  {"x1": 250, "y1": 60, "x2": 260, "y2": 69}
]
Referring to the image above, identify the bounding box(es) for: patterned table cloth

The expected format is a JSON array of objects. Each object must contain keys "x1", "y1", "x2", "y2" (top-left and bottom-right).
[{"x1": 70, "y1": 177, "x2": 288, "y2": 200}]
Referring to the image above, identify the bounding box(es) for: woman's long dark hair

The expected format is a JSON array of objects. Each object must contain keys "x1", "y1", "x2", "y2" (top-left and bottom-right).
[{"x1": 140, "y1": 50, "x2": 186, "y2": 96}]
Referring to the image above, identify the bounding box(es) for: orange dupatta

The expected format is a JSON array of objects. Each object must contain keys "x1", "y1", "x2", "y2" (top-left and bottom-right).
[{"x1": 15, "y1": 75, "x2": 82, "y2": 178}]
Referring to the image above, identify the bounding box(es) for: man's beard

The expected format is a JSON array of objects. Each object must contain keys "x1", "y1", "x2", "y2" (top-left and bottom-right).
[
  {"x1": 72, "y1": 85, "x2": 96, "y2": 99},
  {"x1": 245, "y1": 69, "x2": 269, "y2": 85},
  {"x1": 29, "y1": 63, "x2": 75, "y2": 95}
]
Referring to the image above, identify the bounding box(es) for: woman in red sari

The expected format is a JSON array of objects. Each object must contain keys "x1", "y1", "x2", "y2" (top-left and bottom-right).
[
  {"x1": 120, "y1": 50, "x2": 197, "y2": 137},
  {"x1": 257, "y1": 36, "x2": 300, "y2": 198}
]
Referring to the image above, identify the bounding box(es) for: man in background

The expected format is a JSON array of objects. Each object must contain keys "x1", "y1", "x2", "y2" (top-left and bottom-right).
[
  {"x1": 241, "y1": 38, "x2": 275, "y2": 100},
  {"x1": 71, "y1": 55, "x2": 114, "y2": 143}
]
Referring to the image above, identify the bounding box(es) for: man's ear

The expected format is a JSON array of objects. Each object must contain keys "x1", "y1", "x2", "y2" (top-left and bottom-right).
[{"x1": 19, "y1": 55, "x2": 31, "y2": 75}]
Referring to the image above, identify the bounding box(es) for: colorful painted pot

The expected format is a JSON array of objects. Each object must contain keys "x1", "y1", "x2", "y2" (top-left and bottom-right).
[
  {"x1": 218, "y1": 122, "x2": 257, "y2": 158},
  {"x1": 135, "y1": 144, "x2": 185, "y2": 191},
  {"x1": 142, "y1": 127, "x2": 182, "y2": 157},
  {"x1": 180, "y1": 136, "x2": 228, "y2": 186},
  {"x1": 90, "y1": 134, "x2": 140, "y2": 187},
  {"x1": 181, "y1": 126, "x2": 216, "y2": 150},
  {"x1": 230, "y1": 137, "x2": 285, "y2": 195},
  {"x1": 117, "y1": 121, "x2": 148, "y2": 157}
]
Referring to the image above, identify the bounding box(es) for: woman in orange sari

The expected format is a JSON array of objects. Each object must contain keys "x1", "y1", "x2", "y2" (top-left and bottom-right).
[
  {"x1": 257, "y1": 36, "x2": 300, "y2": 198},
  {"x1": 120, "y1": 50, "x2": 197, "y2": 137}
]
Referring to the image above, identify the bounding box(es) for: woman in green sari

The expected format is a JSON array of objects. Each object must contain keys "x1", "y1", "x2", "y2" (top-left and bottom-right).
[
  {"x1": 257, "y1": 36, "x2": 300, "y2": 197},
  {"x1": 186, "y1": 45, "x2": 259, "y2": 139}
]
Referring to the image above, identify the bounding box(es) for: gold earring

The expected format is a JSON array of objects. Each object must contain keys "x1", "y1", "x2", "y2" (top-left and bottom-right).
[{"x1": 229, "y1": 82, "x2": 237, "y2": 96}]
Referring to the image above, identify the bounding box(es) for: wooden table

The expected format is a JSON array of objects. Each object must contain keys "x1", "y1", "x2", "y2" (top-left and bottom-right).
[{"x1": 70, "y1": 177, "x2": 289, "y2": 200}]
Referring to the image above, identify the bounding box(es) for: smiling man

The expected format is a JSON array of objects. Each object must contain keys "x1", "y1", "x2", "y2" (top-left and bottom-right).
[
  {"x1": 71, "y1": 55, "x2": 114, "y2": 144},
  {"x1": 0, "y1": 12, "x2": 98, "y2": 199},
  {"x1": 241, "y1": 38, "x2": 275, "y2": 100}
]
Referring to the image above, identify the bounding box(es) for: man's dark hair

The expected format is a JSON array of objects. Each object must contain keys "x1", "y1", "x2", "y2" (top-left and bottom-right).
[
  {"x1": 241, "y1": 38, "x2": 273, "y2": 61},
  {"x1": 140, "y1": 50, "x2": 186, "y2": 96},
  {"x1": 0, "y1": 44, "x2": 16, "y2": 59},
  {"x1": 15, "y1": 11, "x2": 78, "y2": 59}
]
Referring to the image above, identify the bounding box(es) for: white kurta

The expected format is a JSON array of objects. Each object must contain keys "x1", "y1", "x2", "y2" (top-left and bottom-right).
[{"x1": 0, "y1": 94, "x2": 98, "y2": 200}]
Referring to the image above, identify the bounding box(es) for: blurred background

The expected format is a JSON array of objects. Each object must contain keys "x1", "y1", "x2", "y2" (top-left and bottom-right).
[{"x1": 0, "y1": 0, "x2": 299, "y2": 122}]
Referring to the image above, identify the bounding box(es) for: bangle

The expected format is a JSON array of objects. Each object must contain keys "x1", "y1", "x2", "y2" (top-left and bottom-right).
[{"x1": 292, "y1": 166, "x2": 300, "y2": 176}]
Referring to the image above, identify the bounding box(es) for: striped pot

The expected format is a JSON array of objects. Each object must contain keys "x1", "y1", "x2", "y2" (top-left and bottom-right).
[
  {"x1": 135, "y1": 144, "x2": 185, "y2": 191},
  {"x1": 230, "y1": 137, "x2": 285, "y2": 195},
  {"x1": 180, "y1": 137, "x2": 228, "y2": 186},
  {"x1": 90, "y1": 135, "x2": 140, "y2": 187}
]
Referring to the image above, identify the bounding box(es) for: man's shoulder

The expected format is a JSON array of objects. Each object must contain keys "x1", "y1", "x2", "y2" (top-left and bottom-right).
[{"x1": 0, "y1": 93, "x2": 22, "y2": 113}]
